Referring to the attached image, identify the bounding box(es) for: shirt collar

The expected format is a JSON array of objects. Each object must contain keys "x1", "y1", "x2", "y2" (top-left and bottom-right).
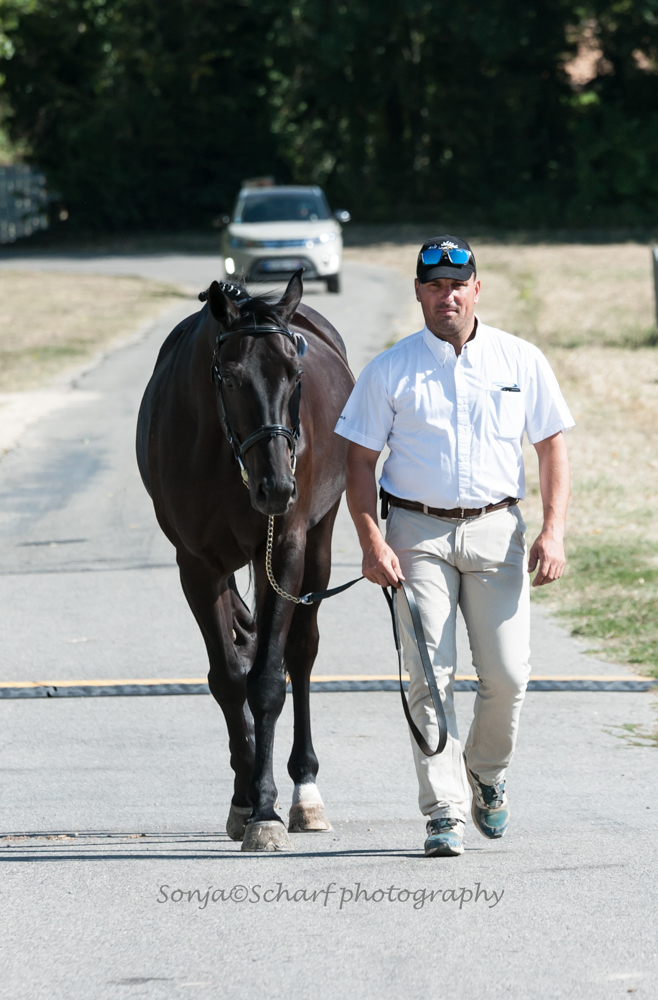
[
  {"x1": 422, "y1": 316, "x2": 481, "y2": 368},
  {"x1": 422, "y1": 325, "x2": 451, "y2": 367},
  {"x1": 462, "y1": 316, "x2": 481, "y2": 366}
]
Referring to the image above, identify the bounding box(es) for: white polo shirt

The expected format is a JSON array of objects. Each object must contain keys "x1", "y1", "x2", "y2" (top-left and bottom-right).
[{"x1": 334, "y1": 321, "x2": 574, "y2": 509}]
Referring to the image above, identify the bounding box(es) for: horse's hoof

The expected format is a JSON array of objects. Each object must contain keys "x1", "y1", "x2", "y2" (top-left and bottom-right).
[
  {"x1": 226, "y1": 803, "x2": 252, "y2": 842},
  {"x1": 241, "y1": 820, "x2": 294, "y2": 852},
  {"x1": 288, "y1": 802, "x2": 333, "y2": 832}
]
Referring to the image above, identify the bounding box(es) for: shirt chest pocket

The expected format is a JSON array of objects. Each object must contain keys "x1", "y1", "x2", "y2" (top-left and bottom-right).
[{"x1": 487, "y1": 389, "x2": 526, "y2": 440}]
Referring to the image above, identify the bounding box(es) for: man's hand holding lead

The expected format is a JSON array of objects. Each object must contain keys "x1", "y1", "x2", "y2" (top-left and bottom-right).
[{"x1": 361, "y1": 537, "x2": 405, "y2": 588}]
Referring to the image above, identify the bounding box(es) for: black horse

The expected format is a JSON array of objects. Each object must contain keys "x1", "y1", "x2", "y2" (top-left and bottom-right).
[{"x1": 136, "y1": 271, "x2": 354, "y2": 851}]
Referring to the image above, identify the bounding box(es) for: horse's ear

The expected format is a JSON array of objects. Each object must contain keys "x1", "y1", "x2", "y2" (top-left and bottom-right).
[
  {"x1": 207, "y1": 280, "x2": 241, "y2": 326},
  {"x1": 276, "y1": 268, "x2": 304, "y2": 324}
]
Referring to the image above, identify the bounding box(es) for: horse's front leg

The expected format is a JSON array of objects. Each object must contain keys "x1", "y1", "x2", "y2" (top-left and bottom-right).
[
  {"x1": 177, "y1": 554, "x2": 256, "y2": 843},
  {"x1": 285, "y1": 504, "x2": 339, "y2": 833},
  {"x1": 241, "y1": 534, "x2": 303, "y2": 853}
]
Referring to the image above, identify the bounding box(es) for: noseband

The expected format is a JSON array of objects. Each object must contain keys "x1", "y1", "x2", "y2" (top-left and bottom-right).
[{"x1": 211, "y1": 320, "x2": 308, "y2": 486}]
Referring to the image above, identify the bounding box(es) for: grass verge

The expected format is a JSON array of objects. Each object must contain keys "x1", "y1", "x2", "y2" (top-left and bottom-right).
[
  {"x1": 539, "y1": 540, "x2": 658, "y2": 671},
  {"x1": 0, "y1": 271, "x2": 186, "y2": 392},
  {"x1": 344, "y1": 240, "x2": 658, "y2": 676}
]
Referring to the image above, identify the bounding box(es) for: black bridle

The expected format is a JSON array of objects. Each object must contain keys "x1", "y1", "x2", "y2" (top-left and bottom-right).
[{"x1": 211, "y1": 320, "x2": 307, "y2": 486}]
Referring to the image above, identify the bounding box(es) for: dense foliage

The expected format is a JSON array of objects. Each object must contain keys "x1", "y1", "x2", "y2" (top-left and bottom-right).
[{"x1": 1, "y1": 0, "x2": 657, "y2": 229}]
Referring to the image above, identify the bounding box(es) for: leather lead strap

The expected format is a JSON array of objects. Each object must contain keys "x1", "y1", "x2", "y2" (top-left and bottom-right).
[
  {"x1": 300, "y1": 575, "x2": 364, "y2": 604},
  {"x1": 382, "y1": 582, "x2": 448, "y2": 757},
  {"x1": 297, "y1": 571, "x2": 448, "y2": 757}
]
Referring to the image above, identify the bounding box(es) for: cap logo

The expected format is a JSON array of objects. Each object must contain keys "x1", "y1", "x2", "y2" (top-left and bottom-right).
[{"x1": 424, "y1": 240, "x2": 460, "y2": 252}]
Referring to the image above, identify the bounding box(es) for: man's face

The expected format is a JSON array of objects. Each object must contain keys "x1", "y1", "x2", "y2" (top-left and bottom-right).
[{"x1": 415, "y1": 274, "x2": 481, "y2": 340}]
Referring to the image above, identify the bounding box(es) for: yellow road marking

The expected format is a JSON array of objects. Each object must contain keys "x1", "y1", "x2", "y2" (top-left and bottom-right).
[
  {"x1": 0, "y1": 678, "x2": 209, "y2": 689},
  {"x1": 0, "y1": 673, "x2": 651, "y2": 688}
]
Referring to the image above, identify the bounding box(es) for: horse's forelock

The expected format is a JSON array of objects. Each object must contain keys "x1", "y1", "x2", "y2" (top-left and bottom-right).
[
  {"x1": 198, "y1": 283, "x2": 286, "y2": 328},
  {"x1": 238, "y1": 292, "x2": 287, "y2": 328}
]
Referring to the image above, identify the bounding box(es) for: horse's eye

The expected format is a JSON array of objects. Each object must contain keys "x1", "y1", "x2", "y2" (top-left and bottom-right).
[{"x1": 222, "y1": 377, "x2": 234, "y2": 389}]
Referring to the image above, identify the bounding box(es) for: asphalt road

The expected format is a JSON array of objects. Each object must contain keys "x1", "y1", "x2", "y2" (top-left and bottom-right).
[{"x1": 0, "y1": 254, "x2": 657, "y2": 1000}]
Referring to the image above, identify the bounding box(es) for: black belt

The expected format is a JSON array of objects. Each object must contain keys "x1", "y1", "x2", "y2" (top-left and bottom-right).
[{"x1": 380, "y1": 488, "x2": 518, "y2": 521}]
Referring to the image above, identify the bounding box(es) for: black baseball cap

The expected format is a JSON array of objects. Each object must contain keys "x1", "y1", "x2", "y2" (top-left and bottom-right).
[{"x1": 416, "y1": 235, "x2": 476, "y2": 283}]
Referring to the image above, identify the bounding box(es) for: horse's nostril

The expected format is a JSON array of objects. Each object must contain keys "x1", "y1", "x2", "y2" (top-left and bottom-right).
[{"x1": 253, "y1": 476, "x2": 296, "y2": 514}]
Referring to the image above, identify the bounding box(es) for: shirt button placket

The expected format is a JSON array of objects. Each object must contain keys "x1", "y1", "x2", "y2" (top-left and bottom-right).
[{"x1": 454, "y1": 358, "x2": 471, "y2": 506}]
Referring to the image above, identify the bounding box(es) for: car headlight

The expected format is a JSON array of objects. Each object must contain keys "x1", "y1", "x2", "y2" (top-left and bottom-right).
[
  {"x1": 229, "y1": 235, "x2": 261, "y2": 248},
  {"x1": 306, "y1": 234, "x2": 336, "y2": 248}
]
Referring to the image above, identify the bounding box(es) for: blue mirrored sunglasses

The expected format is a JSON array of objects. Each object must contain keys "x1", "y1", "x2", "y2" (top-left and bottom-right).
[{"x1": 421, "y1": 246, "x2": 472, "y2": 266}]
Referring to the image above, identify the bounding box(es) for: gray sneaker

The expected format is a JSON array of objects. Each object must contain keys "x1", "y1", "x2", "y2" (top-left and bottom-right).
[
  {"x1": 424, "y1": 817, "x2": 465, "y2": 857},
  {"x1": 466, "y1": 767, "x2": 509, "y2": 839}
]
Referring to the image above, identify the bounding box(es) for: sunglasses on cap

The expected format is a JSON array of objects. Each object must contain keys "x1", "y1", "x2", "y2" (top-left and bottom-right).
[{"x1": 420, "y1": 246, "x2": 472, "y2": 266}]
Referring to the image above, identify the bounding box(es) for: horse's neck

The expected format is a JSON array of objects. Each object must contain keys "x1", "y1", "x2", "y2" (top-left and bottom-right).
[{"x1": 184, "y1": 312, "x2": 221, "y2": 431}]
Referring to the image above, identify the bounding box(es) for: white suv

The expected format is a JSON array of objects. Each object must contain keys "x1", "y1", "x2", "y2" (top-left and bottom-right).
[{"x1": 221, "y1": 184, "x2": 350, "y2": 293}]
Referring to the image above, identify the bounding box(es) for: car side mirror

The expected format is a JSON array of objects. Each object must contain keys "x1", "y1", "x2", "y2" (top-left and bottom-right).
[
  {"x1": 213, "y1": 214, "x2": 231, "y2": 229},
  {"x1": 333, "y1": 209, "x2": 351, "y2": 224}
]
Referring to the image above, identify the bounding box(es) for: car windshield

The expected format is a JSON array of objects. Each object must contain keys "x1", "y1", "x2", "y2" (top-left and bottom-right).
[{"x1": 236, "y1": 192, "x2": 330, "y2": 224}]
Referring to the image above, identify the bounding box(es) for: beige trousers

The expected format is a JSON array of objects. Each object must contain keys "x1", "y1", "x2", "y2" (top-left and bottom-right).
[{"x1": 385, "y1": 504, "x2": 530, "y2": 823}]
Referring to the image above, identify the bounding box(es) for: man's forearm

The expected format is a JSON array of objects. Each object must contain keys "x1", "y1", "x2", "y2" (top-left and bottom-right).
[
  {"x1": 345, "y1": 445, "x2": 382, "y2": 549},
  {"x1": 536, "y1": 432, "x2": 570, "y2": 536},
  {"x1": 345, "y1": 442, "x2": 404, "y2": 586},
  {"x1": 529, "y1": 431, "x2": 570, "y2": 586}
]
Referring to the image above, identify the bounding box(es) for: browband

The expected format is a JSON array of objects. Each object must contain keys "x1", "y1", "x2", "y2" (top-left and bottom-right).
[{"x1": 216, "y1": 324, "x2": 308, "y2": 357}]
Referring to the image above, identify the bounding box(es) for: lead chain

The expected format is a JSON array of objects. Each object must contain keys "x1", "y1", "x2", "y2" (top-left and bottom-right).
[{"x1": 265, "y1": 515, "x2": 307, "y2": 604}]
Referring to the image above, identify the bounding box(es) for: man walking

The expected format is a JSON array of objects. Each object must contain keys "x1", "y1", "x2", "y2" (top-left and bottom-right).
[{"x1": 335, "y1": 237, "x2": 573, "y2": 856}]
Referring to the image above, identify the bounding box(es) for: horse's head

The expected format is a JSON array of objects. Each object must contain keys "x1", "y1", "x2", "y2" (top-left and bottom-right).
[{"x1": 206, "y1": 271, "x2": 306, "y2": 516}]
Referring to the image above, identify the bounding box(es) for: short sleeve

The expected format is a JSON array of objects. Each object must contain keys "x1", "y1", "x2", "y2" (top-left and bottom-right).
[
  {"x1": 524, "y1": 348, "x2": 575, "y2": 444},
  {"x1": 334, "y1": 359, "x2": 394, "y2": 452}
]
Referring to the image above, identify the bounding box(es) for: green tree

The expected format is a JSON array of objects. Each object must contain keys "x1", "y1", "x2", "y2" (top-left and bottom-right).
[
  {"x1": 0, "y1": 0, "x2": 287, "y2": 228},
  {"x1": 270, "y1": 0, "x2": 580, "y2": 225},
  {"x1": 566, "y1": 2, "x2": 658, "y2": 224},
  {"x1": 3, "y1": 0, "x2": 658, "y2": 229}
]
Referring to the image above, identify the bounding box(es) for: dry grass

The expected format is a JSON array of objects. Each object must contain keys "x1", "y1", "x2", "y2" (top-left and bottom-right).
[
  {"x1": 0, "y1": 271, "x2": 185, "y2": 391},
  {"x1": 344, "y1": 242, "x2": 658, "y2": 674}
]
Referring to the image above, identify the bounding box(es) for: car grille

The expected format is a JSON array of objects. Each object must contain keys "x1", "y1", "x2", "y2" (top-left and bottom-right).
[
  {"x1": 259, "y1": 239, "x2": 309, "y2": 248},
  {"x1": 249, "y1": 256, "x2": 318, "y2": 281}
]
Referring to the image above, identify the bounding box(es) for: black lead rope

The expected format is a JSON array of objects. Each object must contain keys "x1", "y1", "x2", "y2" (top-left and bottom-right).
[
  {"x1": 299, "y1": 575, "x2": 364, "y2": 604},
  {"x1": 381, "y1": 582, "x2": 448, "y2": 757},
  {"x1": 297, "y1": 575, "x2": 448, "y2": 757}
]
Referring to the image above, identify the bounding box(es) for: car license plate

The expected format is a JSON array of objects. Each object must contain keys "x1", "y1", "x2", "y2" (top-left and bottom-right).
[{"x1": 261, "y1": 258, "x2": 303, "y2": 271}]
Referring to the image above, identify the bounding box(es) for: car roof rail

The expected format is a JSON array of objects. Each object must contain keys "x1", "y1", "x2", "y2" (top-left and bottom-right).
[{"x1": 241, "y1": 176, "x2": 276, "y2": 188}]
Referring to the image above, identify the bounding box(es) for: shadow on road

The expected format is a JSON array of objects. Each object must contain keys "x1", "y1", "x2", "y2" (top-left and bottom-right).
[{"x1": 0, "y1": 829, "x2": 492, "y2": 861}]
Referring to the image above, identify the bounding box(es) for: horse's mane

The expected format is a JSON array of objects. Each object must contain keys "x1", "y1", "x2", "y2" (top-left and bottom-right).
[{"x1": 198, "y1": 279, "x2": 348, "y2": 361}]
